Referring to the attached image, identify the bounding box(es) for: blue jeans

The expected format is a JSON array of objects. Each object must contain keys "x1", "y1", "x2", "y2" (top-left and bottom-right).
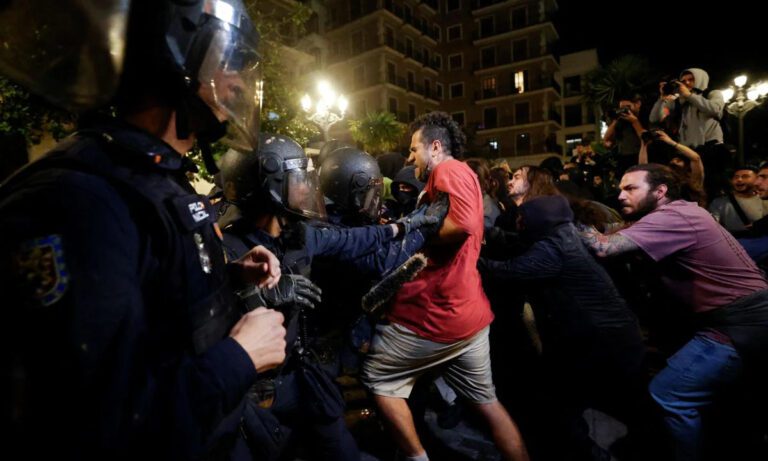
[{"x1": 649, "y1": 334, "x2": 743, "y2": 461}]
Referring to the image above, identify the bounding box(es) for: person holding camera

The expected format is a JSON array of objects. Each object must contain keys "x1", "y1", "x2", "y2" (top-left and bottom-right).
[
  {"x1": 603, "y1": 94, "x2": 646, "y2": 175},
  {"x1": 650, "y1": 68, "x2": 725, "y2": 148}
]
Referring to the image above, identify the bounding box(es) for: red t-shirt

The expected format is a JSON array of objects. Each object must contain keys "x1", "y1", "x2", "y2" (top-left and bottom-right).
[{"x1": 388, "y1": 159, "x2": 494, "y2": 342}]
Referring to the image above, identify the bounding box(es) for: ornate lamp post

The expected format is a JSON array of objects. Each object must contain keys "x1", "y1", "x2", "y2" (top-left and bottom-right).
[
  {"x1": 720, "y1": 75, "x2": 768, "y2": 164},
  {"x1": 301, "y1": 80, "x2": 348, "y2": 141}
]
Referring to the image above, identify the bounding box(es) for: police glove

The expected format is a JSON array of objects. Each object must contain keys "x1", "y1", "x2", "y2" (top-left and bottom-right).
[
  {"x1": 397, "y1": 193, "x2": 449, "y2": 236},
  {"x1": 261, "y1": 274, "x2": 322, "y2": 312}
]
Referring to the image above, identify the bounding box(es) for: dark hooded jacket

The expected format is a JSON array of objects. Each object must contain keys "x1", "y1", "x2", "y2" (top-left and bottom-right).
[{"x1": 480, "y1": 196, "x2": 643, "y2": 363}]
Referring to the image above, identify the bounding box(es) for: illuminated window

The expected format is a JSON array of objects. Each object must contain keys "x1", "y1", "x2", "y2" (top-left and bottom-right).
[{"x1": 514, "y1": 71, "x2": 526, "y2": 93}]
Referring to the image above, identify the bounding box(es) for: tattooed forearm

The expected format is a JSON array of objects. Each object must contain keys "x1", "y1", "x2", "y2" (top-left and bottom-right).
[{"x1": 578, "y1": 226, "x2": 639, "y2": 257}]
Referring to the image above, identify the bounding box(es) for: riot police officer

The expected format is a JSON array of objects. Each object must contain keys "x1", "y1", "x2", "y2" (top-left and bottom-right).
[
  {"x1": 319, "y1": 146, "x2": 384, "y2": 227},
  {"x1": 0, "y1": 1, "x2": 286, "y2": 460},
  {"x1": 218, "y1": 135, "x2": 443, "y2": 460}
]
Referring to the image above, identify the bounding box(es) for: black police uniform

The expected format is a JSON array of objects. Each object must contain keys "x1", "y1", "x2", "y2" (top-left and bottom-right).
[{"x1": 0, "y1": 118, "x2": 257, "y2": 461}]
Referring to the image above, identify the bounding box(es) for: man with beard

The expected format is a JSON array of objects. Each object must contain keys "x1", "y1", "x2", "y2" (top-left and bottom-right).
[
  {"x1": 362, "y1": 112, "x2": 529, "y2": 461},
  {"x1": 579, "y1": 163, "x2": 768, "y2": 461}
]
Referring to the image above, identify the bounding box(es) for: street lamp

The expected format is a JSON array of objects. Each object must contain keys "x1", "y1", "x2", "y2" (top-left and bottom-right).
[
  {"x1": 301, "y1": 80, "x2": 348, "y2": 141},
  {"x1": 720, "y1": 74, "x2": 768, "y2": 164}
]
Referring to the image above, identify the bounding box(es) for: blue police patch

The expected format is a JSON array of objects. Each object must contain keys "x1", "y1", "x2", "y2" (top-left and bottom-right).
[{"x1": 14, "y1": 234, "x2": 70, "y2": 306}]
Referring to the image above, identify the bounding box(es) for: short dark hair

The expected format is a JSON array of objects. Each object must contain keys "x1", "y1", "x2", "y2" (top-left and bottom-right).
[
  {"x1": 409, "y1": 111, "x2": 466, "y2": 159},
  {"x1": 625, "y1": 163, "x2": 682, "y2": 201}
]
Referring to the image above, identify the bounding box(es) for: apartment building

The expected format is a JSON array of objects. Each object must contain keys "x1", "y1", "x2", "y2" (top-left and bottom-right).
[
  {"x1": 298, "y1": 0, "x2": 563, "y2": 158},
  {"x1": 557, "y1": 48, "x2": 600, "y2": 157}
]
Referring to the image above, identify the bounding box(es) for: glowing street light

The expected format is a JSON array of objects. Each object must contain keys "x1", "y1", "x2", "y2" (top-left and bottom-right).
[
  {"x1": 301, "y1": 80, "x2": 347, "y2": 141},
  {"x1": 720, "y1": 74, "x2": 768, "y2": 164}
]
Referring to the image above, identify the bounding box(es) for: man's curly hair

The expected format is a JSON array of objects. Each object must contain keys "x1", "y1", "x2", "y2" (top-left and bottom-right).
[{"x1": 409, "y1": 111, "x2": 467, "y2": 159}]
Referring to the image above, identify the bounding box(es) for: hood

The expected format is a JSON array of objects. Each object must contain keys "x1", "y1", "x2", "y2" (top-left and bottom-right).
[
  {"x1": 519, "y1": 195, "x2": 573, "y2": 240},
  {"x1": 680, "y1": 68, "x2": 709, "y2": 92},
  {"x1": 391, "y1": 165, "x2": 425, "y2": 192}
]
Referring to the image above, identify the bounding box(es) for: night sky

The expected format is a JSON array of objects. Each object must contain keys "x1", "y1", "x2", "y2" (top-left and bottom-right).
[{"x1": 555, "y1": 1, "x2": 767, "y2": 88}]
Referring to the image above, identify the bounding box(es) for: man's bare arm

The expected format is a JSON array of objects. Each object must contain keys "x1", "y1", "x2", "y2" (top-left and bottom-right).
[{"x1": 578, "y1": 225, "x2": 639, "y2": 257}]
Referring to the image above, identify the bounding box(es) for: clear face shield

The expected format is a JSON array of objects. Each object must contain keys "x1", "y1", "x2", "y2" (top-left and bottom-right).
[
  {"x1": 284, "y1": 159, "x2": 327, "y2": 220},
  {"x1": 197, "y1": 3, "x2": 262, "y2": 151},
  {"x1": 358, "y1": 178, "x2": 384, "y2": 221}
]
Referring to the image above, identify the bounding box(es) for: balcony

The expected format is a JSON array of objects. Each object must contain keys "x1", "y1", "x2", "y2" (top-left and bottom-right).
[
  {"x1": 473, "y1": 79, "x2": 560, "y2": 101},
  {"x1": 472, "y1": 47, "x2": 558, "y2": 72}
]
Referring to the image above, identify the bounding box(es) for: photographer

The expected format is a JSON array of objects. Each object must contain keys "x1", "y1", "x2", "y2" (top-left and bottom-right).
[
  {"x1": 650, "y1": 68, "x2": 725, "y2": 148},
  {"x1": 639, "y1": 128, "x2": 706, "y2": 206},
  {"x1": 603, "y1": 94, "x2": 646, "y2": 175}
]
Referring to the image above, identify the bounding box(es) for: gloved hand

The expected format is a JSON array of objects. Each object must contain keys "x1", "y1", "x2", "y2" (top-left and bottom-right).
[
  {"x1": 397, "y1": 193, "x2": 449, "y2": 236},
  {"x1": 262, "y1": 274, "x2": 322, "y2": 312},
  {"x1": 238, "y1": 274, "x2": 322, "y2": 313}
]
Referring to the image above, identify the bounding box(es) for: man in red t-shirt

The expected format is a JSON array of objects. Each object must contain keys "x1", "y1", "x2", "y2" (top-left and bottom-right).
[{"x1": 362, "y1": 112, "x2": 528, "y2": 461}]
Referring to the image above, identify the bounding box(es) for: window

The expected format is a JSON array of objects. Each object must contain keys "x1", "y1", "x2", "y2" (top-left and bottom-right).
[
  {"x1": 384, "y1": 26, "x2": 395, "y2": 47},
  {"x1": 447, "y1": 24, "x2": 462, "y2": 42},
  {"x1": 407, "y1": 71, "x2": 415, "y2": 91},
  {"x1": 512, "y1": 39, "x2": 528, "y2": 61},
  {"x1": 479, "y1": 16, "x2": 494, "y2": 38},
  {"x1": 489, "y1": 138, "x2": 499, "y2": 151},
  {"x1": 351, "y1": 31, "x2": 363, "y2": 54},
  {"x1": 423, "y1": 49, "x2": 430, "y2": 66},
  {"x1": 350, "y1": 0, "x2": 361, "y2": 19},
  {"x1": 450, "y1": 82, "x2": 464, "y2": 99},
  {"x1": 357, "y1": 99, "x2": 367, "y2": 117},
  {"x1": 404, "y1": 4, "x2": 412, "y2": 23},
  {"x1": 449, "y1": 53, "x2": 463, "y2": 70},
  {"x1": 446, "y1": 0, "x2": 460, "y2": 12},
  {"x1": 515, "y1": 102, "x2": 530, "y2": 124},
  {"x1": 405, "y1": 37, "x2": 413, "y2": 57},
  {"x1": 388, "y1": 97, "x2": 398, "y2": 114},
  {"x1": 514, "y1": 70, "x2": 528, "y2": 93},
  {"x1": 511, "y1": 7, "x2": 527, "y2": 29},
  {"x1": 483, "y1": 107, "x2": 498, "y2": 129},
  {"x1": 436, "y1": 83, "x2": 444, "y2": 99},
  {"x1": 432, "y1": 24, "x2": 441, "y2": 42},
  {"x1": 564, "y1": 75, "x2": 582, "y2": 97},
  {"x1": 566, "y1": 135, "x2": 582, "y2": 154},
  {"x1": 516, "y1": 132, "x2": 531, "y2": 154},
  {"x1": 353, "y1": 66, "x2": 364, "y2": 88},
  {"x1": 424, "y1": 79, "x2": 432, "y2": 98},
  {"x1": 565, "y1": 104, "x2": 582, "y2": 127},
  {"x1": 387, "y1": 61, "x2": 396, "y2": 84},
  {"x1": 480, "y1": 47, "x2": 496, "y2": 68},
  {"x1": 451, "y1": 111, "x2": 465, "y2": 126},
  {"x1": 434, "y1": 54, "x2": 442, "y2": 70},
  {"x1": 481, "y1": 76, "x2": 497, "y2": 98},
  {"x1": 409, "y1": 103, "x2": 416, "y2": 121}
]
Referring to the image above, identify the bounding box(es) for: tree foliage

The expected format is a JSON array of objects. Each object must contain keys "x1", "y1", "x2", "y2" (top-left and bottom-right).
[
  {"x1": 0, "y1": 76, "x2": 75, "y2": 144},
  {"x1": 583, "y1": 55, "x2": 657, "y2": 113},
  {"x1": 348, "y1": 111, "x2": 406, "y2": 156}
]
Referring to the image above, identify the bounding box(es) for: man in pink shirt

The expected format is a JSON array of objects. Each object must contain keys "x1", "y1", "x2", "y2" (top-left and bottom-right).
[
  {"x1": 581, "y1": 164, "x2": 768, "y2": 461},
  {"x1": 362, "y1": 112, "x2": 528, "y2": 461}
]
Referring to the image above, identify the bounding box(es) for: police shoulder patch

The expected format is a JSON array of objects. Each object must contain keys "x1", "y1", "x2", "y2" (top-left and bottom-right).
[{"x1": 14, "y1": 234, "x2": 70, "y2": 306}]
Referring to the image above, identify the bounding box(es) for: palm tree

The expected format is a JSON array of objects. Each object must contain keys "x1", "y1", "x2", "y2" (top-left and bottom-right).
[
  {"x1": 347, "y1": 111, "x2": 405, "y2": 156},
  {"x1": 583, "y1": 55, "x2": 656, "y2": 113}
]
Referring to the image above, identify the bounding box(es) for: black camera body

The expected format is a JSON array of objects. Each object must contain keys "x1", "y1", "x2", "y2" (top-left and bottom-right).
[
  {"x1": 662, "y1": 79, "x2": 682, "y2": 96},
  {"x1": 640, "y1": 130, "x2": 664, "y2": 143},
  {"x1": 607, "y1": 106, "x2": 631, "y2": 120}
]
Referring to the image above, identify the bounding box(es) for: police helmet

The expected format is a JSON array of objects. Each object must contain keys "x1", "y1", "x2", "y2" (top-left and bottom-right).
[
  {"x1": 319, "y1": 147, "x2": 383, "y2": 222},
  {"x1": 317, "y1": 139, "x2": 353, "y2": 167},
  {"x1": 219, "y1": 133, "x2": 327, "y2": 220},
  {"x1": 1, "y1": 0, "x2": 262, "y2": 152}
]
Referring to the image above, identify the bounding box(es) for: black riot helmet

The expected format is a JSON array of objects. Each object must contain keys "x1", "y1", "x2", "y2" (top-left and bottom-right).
[
  {"x1": 219, "y1": 133, "x2": 327, "y2": 220},
  {"x1": 120, "y1": 0, "x2": 263, "y2": 154},
  {"x1": 0, "y1": 0, "x2": 262, "y2": 156},
  {"x1": 319, "y1": 147, "x2": 384, "y2": 222},
  {"x1": 317, "y1": 139, "x2": 353, "y2": 167}
]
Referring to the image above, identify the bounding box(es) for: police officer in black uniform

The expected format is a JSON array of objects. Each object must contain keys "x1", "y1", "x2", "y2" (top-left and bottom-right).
[
  {"x1": 217, "y1": 135, "x2": 442, "y2": 460},
  {"x1": 0, "y1": 1, "x2": 288, "y2": 460}
]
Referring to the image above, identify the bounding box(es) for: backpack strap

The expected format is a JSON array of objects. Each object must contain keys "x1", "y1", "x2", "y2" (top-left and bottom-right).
[{"x1": 727, "y1": 193, "x2": 752, "y2": 226}]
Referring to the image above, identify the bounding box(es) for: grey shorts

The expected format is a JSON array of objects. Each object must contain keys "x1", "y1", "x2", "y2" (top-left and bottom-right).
[{"x1": 361, "y1": 322, "x2": 497, "y2": 403}]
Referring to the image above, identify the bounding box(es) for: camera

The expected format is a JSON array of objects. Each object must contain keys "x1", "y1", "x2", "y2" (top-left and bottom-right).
[
  {"x1": 662, "y1": 79, "x2": 682, "y2": 96},
  {"x1": 640, "y1": 130, "x2": 664, "y2": 143},
  {"x1": 606, "y1": 106, "x2": 631, "y2": 120}
]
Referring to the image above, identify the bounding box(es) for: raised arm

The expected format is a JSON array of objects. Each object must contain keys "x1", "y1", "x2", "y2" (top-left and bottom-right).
[{"x1": 578, "y1": 224, "x2": 639, "y2": 257}]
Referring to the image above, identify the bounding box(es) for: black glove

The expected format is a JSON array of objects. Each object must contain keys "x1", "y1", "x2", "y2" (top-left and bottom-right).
[
  {"x1": 397, "y1": 193, "x2": 449, "y2": 236},
  {"x1": 238, "y1": 274, "x2": 322, "y2": 313},
  {"x1": 262, "y1": 274, "x2": 322, "y2": 312}
]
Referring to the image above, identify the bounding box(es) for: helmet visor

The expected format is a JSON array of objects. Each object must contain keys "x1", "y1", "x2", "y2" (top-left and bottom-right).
[
  {"x1": 359, "y1": 178, "x2": 383, "y2": 221},
  {"x1": 285, "y1": 164, "x2": 327, "y2": 221},
  {"x1": 197, "y1": 24, "x2": 262, "y2": 151}
]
